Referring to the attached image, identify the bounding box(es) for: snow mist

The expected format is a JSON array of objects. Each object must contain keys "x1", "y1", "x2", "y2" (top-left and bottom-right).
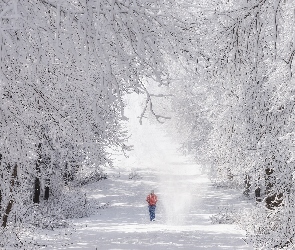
[
  {"x1": 158, "y1": 160, "x2": 201, "y2": 225},
  {"x1": 120, "y1": 93, "x2": 201, "y2": 225}
]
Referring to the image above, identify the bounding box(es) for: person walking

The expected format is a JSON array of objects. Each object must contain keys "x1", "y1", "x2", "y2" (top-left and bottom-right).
[{"x1": 146, "y1": 190, "x2": 158, "y2": 221}]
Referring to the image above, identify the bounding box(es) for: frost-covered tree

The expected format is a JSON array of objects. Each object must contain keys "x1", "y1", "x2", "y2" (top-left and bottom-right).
[
  {"x1": 0, "y1": 0, "x2": 197, "y2": 240},
  {"x1": 206, "y1": 0, "x2": 295, "y2": 207},
  {"x1": 168, "y1": 0, "x2": 295, "y2": 248}
]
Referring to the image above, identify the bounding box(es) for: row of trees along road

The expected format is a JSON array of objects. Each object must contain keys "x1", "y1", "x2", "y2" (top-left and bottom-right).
[
  {"x1": 0, "y1": 0, "x2": 198, "y2": 245},
  {"x1": 2, "y1": 0, "x2": 295, "y2": 249},
  {"x1": 168, "y1": 0, "x2": 295, "y2": 248}
]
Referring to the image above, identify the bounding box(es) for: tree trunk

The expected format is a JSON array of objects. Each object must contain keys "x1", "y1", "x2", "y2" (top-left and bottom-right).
[
  {"x1": 255, "y1": 186, "x2": 261, "y2": 202},
  {"x1": 0, "y1": 154, "x2": 2, "y2": 211},
  {"x1": 44, "y1": 186, "x2": 49, "y2": 200},
  {"x1": 265, "y1": 167, "x2": 283, "y2": 209},
  {"x1": 243, "y1": 174, "x2": 251, "y2": 197},
  {"x1": 34, "y1": 143, "x2": 42, "y2": 203},
  {"x1": 44, "y1": 179, "x2": 50, "y2": 200},
  {"x1": 2, "y1": 201, "x2": 14, "y2": 228},
  {"x1": 2, "y1": 164, "x2": 17, "y2": 228},
  {"x1": 33, "y1": 178, "x2": 40, "y2": 203},
  {"x1": 0, "y1": 189, "x2": 2, "y2": 211}
]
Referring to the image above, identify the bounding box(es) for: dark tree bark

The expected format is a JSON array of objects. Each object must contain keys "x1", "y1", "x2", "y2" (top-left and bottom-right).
[
  {"x1": 265, "y1": 167, "x2": 283, "y2": 209},
  {"x1": 63, "y1": 162, "x2": 70, "y2": 185},
  {"x1": 0, "y1": 154, "x2": 2, "y2": 211},
  {"x1": 44, "y1": 186, "x2": 49, "y2": 200},
  {"x1": 2, "y1": 164, "x2": 17, "y2": 228},
  {"x1": 243, "y1": 174, "x2": 251, "y2": 197},
  {"x1": 0, "y1": 189, "x2": 2, "y2": 211},
  {"x1": 2, "y1": 201, "x2": 13, "y2": 228},
  {"x1": 44, "y1": 179, "x2": 50, "y2": 200},
  {"x1": 33, "y1": 143, "x2": 42, "y2": 203},
  {"x1": 35, "y1": 143, "x2": 52, "y2": 201},
  {"x1": 255, "y1": 186, "x2": 261, "y2": 202},
  {"x1": 33, "y1": 178, "x2": 40, "y2": 204}
]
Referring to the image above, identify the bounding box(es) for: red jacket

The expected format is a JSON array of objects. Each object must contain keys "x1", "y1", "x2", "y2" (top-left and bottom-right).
[{"x1": 146, "y1": 194, "x2": 158, "y2": 206}]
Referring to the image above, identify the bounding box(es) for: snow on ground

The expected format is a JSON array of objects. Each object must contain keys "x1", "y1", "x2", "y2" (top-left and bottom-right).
[
  {"x1": 38, "y1": 166, "x2": 251, "y2": 250},
  {"x1": 35, "y1": 95, "x2": 252, "y2": 250}
]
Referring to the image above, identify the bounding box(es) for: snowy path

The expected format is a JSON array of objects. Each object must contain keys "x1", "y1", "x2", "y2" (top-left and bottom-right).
[
  {"x1": 38, "y1": 96, "x2": 252, "y2": 249},
  {"x1": 39, "y1": 165, "x2": 251, "y2": 250}
]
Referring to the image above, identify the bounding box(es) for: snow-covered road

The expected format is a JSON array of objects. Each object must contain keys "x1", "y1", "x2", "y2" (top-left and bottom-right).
[
  {"x1": 37, "y1": 95, "x2": 252, "y2": 249},
  {"x1": 39, "y1": 165, "x2": 251, "y2": 250},
  {"x1": 38, "y1": 119, "x2": 252, "y2": 249}
]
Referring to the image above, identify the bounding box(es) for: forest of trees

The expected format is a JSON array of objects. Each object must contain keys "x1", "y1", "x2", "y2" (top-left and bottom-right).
[
  {"x1": 170, "y1": 0, "x2": 295, "y2": 248},
  {"x1": 0, "y1": 0, "x2": 197, "y2": 247},
  {"x1": 1, "y1": 0, "x2": 295, "y2": 249}
]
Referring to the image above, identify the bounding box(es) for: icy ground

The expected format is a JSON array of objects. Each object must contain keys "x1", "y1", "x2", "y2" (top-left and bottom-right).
[{"x1": 35, "y1": 115, "x2": 252, "y2": 249}]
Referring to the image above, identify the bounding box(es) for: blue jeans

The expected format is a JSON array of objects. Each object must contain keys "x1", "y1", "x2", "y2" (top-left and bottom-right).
[{"x1": 148, "y1": 205, "x2": 156, "y2": 221}]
